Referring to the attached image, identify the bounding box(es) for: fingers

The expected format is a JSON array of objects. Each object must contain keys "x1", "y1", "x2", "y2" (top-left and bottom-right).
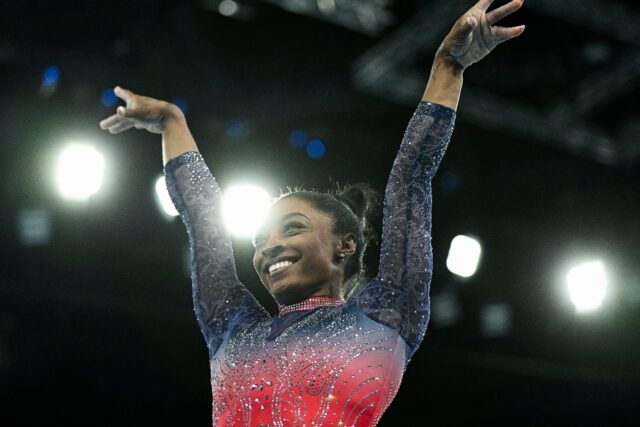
[
  {"x1": 492, "y1": 25, "x2": 526, "y2": 43},
  {"x1": 476, "y1": 0, "x2": 496, "y2": 13},
  {"x1": 99, "y1": 112, "x2": 135, "y2": 134},
  {"x1": 114, "y1": 86, "x2": 134, "y2": 103},
  {"x1": 99, "y1": 113, "x2": 120, "y2": 130},
  {"x1": 107, "y1": 120, "x2": 135, "y2": 134},
  {"x1": 486, "y1": 0, "x2": 524, "y2": 26}
]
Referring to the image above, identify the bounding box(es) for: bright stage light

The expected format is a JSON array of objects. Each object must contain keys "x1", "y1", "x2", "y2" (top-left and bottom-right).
[
  {"x1": 56, "y1": 144, "x2": 104, "y2": 200},
  {"x1": 567, "y1": 260, "x2": 607, "y2": 313},
  {"x1": 222, "y1": 185, "x2": 271, "y2": 238},
  {"x1": 446, "y1": 235, "x2": 482, "y2": 278},
  {"x1": 219, "y1": 0, "x2": 239, "y2": 16},
  {"x1": 155, "y1": 176, "x2": 179, "y2": 217}
]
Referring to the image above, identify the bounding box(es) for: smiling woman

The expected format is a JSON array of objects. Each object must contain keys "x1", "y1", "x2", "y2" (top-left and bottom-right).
[
  {"x1": 252, "y1": 185, "x2": 381, "y2": 306},
  {"x1": 99, "y1": 1, "x2": 525, "y2": 424}
]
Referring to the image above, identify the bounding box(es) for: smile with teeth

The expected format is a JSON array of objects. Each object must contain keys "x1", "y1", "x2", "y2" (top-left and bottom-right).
[{"x1": 268, "y1": 260, "x2": 295, "y2": 275}]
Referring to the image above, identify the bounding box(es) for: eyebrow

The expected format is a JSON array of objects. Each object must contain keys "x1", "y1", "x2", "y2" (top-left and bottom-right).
[{"x1": 279, "y1": 212, "x2": 310, "y2": 222}]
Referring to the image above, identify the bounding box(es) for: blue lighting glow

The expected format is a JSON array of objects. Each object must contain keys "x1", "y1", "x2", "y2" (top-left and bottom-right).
[
  {"x1": 42, "y1": 66, "x2": 60, "y2": 86},
  {"x1": 289, "y1": 129, "x2": 307, "y2": 148},
  {"x1": 171, "y1": 98, "x2": 188, "y2": 114},
  {"x1": 101, "y1": 88, "x2": 118, "y2": 107},
  {"x1": 306, "y1": 139, "x2": 325, "y2": 159},
  {"x1": 226, "y1": 119, "x2": 245, "y2": 137}
]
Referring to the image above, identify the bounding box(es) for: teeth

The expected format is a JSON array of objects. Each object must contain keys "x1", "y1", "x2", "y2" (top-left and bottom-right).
[{"x1": 269, "y1": 260, "x2": 294, "y2": 275}]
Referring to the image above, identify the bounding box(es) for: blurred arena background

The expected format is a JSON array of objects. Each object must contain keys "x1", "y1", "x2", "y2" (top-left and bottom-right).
[{"x1": 1, "y1": 0, "x2": 639, "y2": 425}]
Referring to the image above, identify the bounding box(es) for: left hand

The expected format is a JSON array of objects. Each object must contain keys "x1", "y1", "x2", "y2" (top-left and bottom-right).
[{"x1": 438, "y1": 0, "x2": 525, "y2": 70}]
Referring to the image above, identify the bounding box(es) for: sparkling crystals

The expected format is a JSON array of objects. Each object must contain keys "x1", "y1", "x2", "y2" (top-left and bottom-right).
[{"x1": 169, "y1": 100, "x2": 454, "y2": 425}]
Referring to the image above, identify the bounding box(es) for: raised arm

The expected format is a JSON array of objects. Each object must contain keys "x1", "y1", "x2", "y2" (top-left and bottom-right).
[
  {"x1": 99, "y1": 89, "x2": 269, "y2": 355},
  {"x1": 355, "y1": 0, "x2": 525, "y2": 364}
]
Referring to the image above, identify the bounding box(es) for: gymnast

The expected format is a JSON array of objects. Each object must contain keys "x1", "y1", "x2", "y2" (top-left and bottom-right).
[{"x1": 99, "y1": 1, "x2": 525, "y2": 425}]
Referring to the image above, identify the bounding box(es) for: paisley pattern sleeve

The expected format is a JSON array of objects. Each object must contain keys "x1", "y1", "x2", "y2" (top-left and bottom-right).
[
  {"x1": 354, "y1": 102, "x2": 456, "y2": 364},
  {"x1": 163, "y1": 151, "x2": 270, "y2": 355}
]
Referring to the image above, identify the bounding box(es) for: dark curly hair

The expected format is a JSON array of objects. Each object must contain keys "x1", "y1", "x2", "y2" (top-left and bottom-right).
[{"x1": 274, "y1": 182, "x2": 382, "y2": 299}]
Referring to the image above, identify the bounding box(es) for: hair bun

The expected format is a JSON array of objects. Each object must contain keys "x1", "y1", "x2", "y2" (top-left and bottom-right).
[{"x1": 336, "y1": 183, "x2": 382, "y2": 246}]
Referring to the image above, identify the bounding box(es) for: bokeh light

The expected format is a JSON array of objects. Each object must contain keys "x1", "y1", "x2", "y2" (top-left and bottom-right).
[
  {"x1": 42, "y1": 65, "x2": 60, "y2": 86},
  {"x1": 218, "y1": 0, "x2": 239, "y2": 16},
  {"x1": 446, "y1": 235, "x2": 482, "y2": 278},
  {"x1": 225, "y1": 119, "x2": 245, "y2": 138},
  {"x1": 155, "y1": 176, "x2": 179, "y2": 217},
  {"x1": 55, "y1": 144, "x2": 105, "y2": 201},
  {"x1": 306, "y1": 139, "x2": 325, "y2": 159},
  {"x1": 222, "y1": 185, "x2": 271, "y2": 237},
  {"x1": 289, "y1": 129, "x2": 307, "y2": 148},
  {"x1": 101, "y1": 88, "x2": 118, "y2": 107},
  {"x1": 567, "y1": 260, "x2": 607, "y2": 313}
]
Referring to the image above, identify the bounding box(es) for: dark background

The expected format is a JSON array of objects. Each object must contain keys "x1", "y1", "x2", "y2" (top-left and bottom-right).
[{"x1": 1, "y1": 0, "x2": 639, "y2": 425}]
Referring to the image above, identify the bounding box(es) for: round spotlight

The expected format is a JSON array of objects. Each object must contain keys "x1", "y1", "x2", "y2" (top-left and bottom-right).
[
  {"x1": 101, "y1": 88, "x2": 118, "y2": 107},
  {"x1": 446, "y1": 235, "x2": 482, "y2": 278},
  {"x1": 222, "y1": 185, "x2": 271, "y2": 238},
  {"x1": 56, "y1": 144, "x2": 105, "y2": 200},
  {"x1": 567, "y1": 260, "x2": 607, "y2": 313},
  {"x1": 289, "y1": 129, "x2": 307, "y2": 148},
  {"x1": 306, "y1": 139, "x2": 325, "y2": 159},
  {"x1": 219, "y1": 0, "x2": 239, "y2": 16},
  {"x1": 155, "y1": 176, "x2": 179, "y2": 217},
  {"x1": 42, "y1": 66, "x2": 60, "y2": 86}
]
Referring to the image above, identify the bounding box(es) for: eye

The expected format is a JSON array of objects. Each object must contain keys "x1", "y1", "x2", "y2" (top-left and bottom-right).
[{"x1": 283, "y1": 222, "x2": 304, "y2": 233}]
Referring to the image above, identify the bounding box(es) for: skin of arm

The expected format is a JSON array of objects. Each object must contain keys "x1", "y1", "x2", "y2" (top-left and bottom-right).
[
  {"x1": 421, "y1": 52, "x2": 464, "y2": 111},
  {"x1": 161, "y1": 105, "x2": 199, "y2": 166}
]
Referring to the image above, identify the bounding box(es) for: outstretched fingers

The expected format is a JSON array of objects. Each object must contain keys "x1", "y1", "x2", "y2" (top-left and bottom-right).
[
  {"x1": 492, "y1": 24, "x2": 526, "y2": 43},
  {"x1": 99, "y1": 113, "x2": 120, "y2": 130},
  {"x1": 114, "y1": 86, "x2": 133, "y2": 103},
  {"x1": 107, "y1": 120, "x2": 135, "y2": 134},
  {"x1": 476, "y1": 0, "x2": 496, "y2": 13},
  {"x1": 99, "y1": 112, "x2": 135, "y2": 134},
  {"x1": 486, "y1": 0, "x2": 524, "y2": 26}
]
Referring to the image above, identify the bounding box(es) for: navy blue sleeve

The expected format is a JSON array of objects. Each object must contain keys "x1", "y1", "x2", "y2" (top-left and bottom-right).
[
  {"x1": 164, "y1": 151, "x2": 270, "y2": 355},
  {"x1": 354, "y1": 102, "x2": 456, "y2": 363}
]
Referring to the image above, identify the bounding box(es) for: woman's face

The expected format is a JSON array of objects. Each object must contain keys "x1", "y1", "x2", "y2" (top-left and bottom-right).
[{"x1": 252, "y1": 197, "x2": 345, "y2": 306}]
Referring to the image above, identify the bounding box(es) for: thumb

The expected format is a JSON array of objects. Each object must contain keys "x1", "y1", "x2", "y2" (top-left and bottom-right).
[
  {"x1": 463, "y1": 16, "x2": 477, "y2": 34},
  {"x1": 449, "y1": 16, "x2": 476, "y2": 45}
]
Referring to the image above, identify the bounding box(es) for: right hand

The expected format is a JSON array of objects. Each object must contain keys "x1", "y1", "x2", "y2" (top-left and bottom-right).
[
  {"x1": 438, "y1": 0, "x2": 525, "y2": 70},
  {"x1": 99, "y1": 86, "x2": 181, "y2": 134}
]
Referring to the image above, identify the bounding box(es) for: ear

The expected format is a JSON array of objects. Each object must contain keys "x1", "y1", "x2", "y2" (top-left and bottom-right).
[{"x1": 336, "y1": 233, "x2": 357, "y2": 257}]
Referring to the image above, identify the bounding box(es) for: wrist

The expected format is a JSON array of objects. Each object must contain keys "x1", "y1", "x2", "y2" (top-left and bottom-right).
[
  {"x1": 162, "y1": 103, "x2": 187, "y2": 132},
  {"x1": 434, "y1": 49, "x2": 466, "y2": 76}
]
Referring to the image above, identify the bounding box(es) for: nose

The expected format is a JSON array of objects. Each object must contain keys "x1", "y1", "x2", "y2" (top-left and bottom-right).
[
  {"x1": 260, "y1": 233, "x2": 285, "y2": 259},
  {"x1": 261, "y1": 242, "x2": 284, "y2": 260}
]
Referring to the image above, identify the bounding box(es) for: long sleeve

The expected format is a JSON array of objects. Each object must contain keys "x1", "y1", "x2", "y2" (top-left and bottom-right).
[
  {"x1": 354, "y1": 101, "x2": 456, "y2": 364},
  {"x1": 164, "y1": 151, "x2": 270, "y2": 356}
]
